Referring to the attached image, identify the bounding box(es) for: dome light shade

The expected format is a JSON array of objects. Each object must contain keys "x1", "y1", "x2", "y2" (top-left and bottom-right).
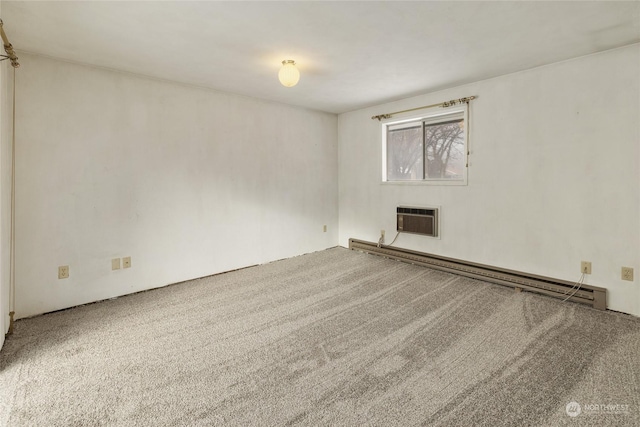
[{"x1": 278, "y1": 60, "x2": 300, "y2": 87}]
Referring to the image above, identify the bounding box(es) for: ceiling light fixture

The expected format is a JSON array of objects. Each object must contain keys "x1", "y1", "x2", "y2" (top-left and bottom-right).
[{"x1": 278, "y1": 60, "x2": 300, "y2": 87}]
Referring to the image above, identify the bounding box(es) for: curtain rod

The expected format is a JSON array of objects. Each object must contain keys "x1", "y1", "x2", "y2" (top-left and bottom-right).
[
  {"x1": 371, "y1": 96, "x2": 476, "y2": 121},
  {"x1": 0, "y1": 19, "x2": 20, "y2": 68}
]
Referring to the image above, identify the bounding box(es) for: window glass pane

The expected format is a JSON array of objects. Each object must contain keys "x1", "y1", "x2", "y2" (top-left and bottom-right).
[
  {"x1": 424, "y1": 119, "x2": 465, "y2": 180},
  {"x1": 386, "y1": 122, "x2": 423, "y2": 181}
]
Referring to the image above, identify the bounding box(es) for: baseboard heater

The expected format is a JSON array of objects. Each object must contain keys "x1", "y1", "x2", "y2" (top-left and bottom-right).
[{"x1": 349, "y1": 238, "x2": 606, "y2": 310}]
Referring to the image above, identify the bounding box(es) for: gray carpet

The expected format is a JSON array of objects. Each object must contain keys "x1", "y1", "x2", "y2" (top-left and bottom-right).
[{"x1": 1, "y1": 247, "x2": 639, "y2": 426}]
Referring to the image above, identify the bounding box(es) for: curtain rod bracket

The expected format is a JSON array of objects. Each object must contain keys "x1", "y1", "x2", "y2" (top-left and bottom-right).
[{"x1": 0, "y1": 20, "x2": 20, "y2": 68}]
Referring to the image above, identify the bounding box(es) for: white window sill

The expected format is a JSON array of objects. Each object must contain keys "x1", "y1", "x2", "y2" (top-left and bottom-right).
[{"x1": 381, "y1": 180, "x2": 467, "y2": 186}]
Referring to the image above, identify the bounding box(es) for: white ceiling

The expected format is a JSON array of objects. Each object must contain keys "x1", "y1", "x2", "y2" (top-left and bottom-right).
[{"x1": 3, "y1": 1, "x2": 640, "y2": 114}]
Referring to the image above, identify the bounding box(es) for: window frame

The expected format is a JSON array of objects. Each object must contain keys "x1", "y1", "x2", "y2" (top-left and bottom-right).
[{"x1": 381, "y1": 104, "x2": 469, "y2": 185}]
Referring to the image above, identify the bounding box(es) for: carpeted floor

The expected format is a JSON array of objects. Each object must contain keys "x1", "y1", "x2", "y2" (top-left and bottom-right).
[{"x1": 1, "y1": 247, "x2": 639, "y2": 426}]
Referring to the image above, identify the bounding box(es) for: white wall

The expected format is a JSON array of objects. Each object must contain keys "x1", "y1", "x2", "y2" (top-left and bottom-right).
[
  {"x1": 0, "y1": 0, "x2": 12, "y2": 347},
  {"x1": 15, "y1": 53, "x2": 338, "y2": 319},
  {"x1": 8, "y1": 45, "x2": 640, "y2": 322},
  {"x1": 0, "y1": 3, "x2": 3, "y2": 350},
  {"x1": 0, "y1": 32, "x2": 6, "y2": 349},
  {"x1": 338, "y1": 44, "x2": 640, "y2": 316}
]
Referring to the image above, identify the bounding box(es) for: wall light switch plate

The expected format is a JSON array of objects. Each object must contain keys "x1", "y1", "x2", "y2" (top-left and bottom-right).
[
  {"x1": 58, "y1": 265, "x2": 69, "y2": 279},
  {"x1": 112, "y1": 258, "x2": 121, "y2": 270},
  {"x1": 123, "y1": 256, "x2": 131, "y2": 269}
]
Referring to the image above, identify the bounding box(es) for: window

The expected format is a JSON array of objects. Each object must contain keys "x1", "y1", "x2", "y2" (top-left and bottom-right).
[{"x1": 382, "y1": 106, "x2": 468, "y2": 184}]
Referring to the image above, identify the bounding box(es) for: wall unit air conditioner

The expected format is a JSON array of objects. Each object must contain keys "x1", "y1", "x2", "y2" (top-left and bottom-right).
[{"x1": 397, "y1": 206, "x2": 438, "y2": 237}]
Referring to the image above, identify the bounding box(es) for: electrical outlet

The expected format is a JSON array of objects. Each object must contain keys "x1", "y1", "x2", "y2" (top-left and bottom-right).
[
  {"x1": 581, "y1": 261, "x2": 592, "y2": 274},
  {"x1": 112, "y1": 258, "x2": 121, "y2": 270},
  {"x1": 622, "y1": 267, "x2": 634, "y2": 281},
  {"x1": 58, "y1": 265, "x2": 69, "y2": 279},
  {"x1": 123, "y1": 256, "x2": 131, "y2": 269},
  {"x1": 323, "y1": 225, "x2": 327, "y2": 232},
  {"x1": 381, "y1": 230, "x2": 385, "y2": 239}
]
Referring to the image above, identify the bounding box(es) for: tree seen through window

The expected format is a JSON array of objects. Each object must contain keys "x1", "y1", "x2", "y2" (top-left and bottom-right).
[{"x1": 386, "y1": 113, "x2": 465, "y2": 182}]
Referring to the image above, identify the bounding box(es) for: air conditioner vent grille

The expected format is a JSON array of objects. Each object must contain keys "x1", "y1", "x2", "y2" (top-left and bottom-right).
[{"x1": 397, "y1": 207, "x2": 437, "y2": 216}]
